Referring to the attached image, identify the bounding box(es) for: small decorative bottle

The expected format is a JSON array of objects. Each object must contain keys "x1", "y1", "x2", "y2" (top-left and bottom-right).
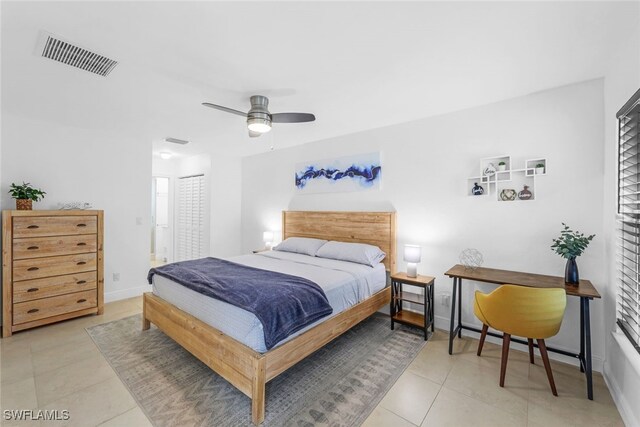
[{"x1": 518, "y1": 185, "x2": 533, "y2": 200}]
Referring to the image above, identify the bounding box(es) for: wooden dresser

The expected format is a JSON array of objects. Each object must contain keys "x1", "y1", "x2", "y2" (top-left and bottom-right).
[{"x1": 2, "y1": 210, "x2": 104, "y2": 337}]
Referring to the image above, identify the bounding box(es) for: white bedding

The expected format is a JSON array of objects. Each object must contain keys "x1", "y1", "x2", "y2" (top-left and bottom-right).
[{"x1": 151, "y1": 251, "x2": 387, "y2": 353}]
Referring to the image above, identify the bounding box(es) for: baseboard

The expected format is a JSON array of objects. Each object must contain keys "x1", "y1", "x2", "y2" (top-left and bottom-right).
[
  {"x1": 603, "y1": 363, "x2": 639, "y2": 427},
  {"x1": 602, "y1": 332, "x2": 640, "y2": 427},
  {"x1": 105, "y1": 285, "x2": 152, "y2": 303},
  {"x1": 433, "y1": 314, "x2": 604, "y2": 372}
]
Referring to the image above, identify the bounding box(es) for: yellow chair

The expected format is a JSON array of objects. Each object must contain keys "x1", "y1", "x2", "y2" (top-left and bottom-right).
[{"x1": 474, "y1": 285, "x2": 566, "y2": 396}]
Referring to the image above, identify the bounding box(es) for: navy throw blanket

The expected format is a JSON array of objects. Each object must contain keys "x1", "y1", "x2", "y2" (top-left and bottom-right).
[{"x1": 147, "y1": 257, "x2": 333, "y2": 350}]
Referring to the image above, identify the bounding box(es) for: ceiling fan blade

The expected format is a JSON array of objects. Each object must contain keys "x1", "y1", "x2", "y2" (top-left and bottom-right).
[
  {"x1": 248, "y1": 130, "x2": 261, "y2": 138},
  {"x1": 202, "y1": 102, "x2": 247, "y2": 117},
  {"x1": 271, "y1": 112, "x2": 316, "y2": 123}
]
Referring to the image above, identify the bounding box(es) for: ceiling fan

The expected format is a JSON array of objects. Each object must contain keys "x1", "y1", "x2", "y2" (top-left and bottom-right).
[{"x1": 202, "y1": 95, "x2": 315, "y2": 138}]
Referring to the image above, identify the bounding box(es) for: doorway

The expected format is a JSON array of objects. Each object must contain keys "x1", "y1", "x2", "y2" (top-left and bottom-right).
[{"x1": 151, "y1": 176, "x2": 171, "y2": 267}]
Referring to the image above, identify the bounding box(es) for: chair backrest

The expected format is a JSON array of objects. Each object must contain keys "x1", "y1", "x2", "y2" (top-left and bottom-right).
[{"x1": 474, "y1": 285, "x2": 567, "y2": 339}]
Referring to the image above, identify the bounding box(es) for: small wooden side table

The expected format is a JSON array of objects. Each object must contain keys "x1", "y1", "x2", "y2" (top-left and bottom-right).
[{"x1": 390, "y1": 272, "x2": 435, "y2": 340}]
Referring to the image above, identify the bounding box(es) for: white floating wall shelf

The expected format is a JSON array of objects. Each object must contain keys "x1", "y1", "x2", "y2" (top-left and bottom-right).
[{"x1": 467, "y1": 155, "x2": 547, "y2": 201}]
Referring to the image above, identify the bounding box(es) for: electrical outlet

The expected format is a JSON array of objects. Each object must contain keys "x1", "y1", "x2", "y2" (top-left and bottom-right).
[
  {"x1": 113, "y1": 273, "x2": 120, "y2": 281},
  {"x1": 441, "y1": 294, "x2": 451, "y2": 307}
]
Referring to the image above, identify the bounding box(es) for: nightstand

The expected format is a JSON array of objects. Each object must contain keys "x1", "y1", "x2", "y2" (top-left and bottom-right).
[{"x1": 390, "y1": 272, "x2": 435, "y2": 340}]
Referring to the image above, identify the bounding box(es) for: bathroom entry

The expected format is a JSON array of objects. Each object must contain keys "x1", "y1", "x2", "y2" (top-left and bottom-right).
[{"x1": 151, "y1": 176, "x2": 171, "y2": 267}]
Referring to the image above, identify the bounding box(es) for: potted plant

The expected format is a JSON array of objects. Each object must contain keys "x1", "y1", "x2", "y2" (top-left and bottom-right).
[
  {"x1": 498, "y1": 161, "x2": 507, "y2": 172},
  {"x1": 8, "y1": 182, "x2": 46, "y2": 210},
  {"x1": 551, "y1": 223, "x2": 595, "y2": 284},
  {"x1": 536, "y1": 163, "x2": 545, "y2": 174}
]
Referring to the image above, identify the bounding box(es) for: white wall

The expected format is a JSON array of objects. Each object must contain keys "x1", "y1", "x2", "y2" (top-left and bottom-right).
[
  {"x1": 209, "y1": 156, "x2": 242, "y2": 257},
  {"x1": 601, "y1": 15, "x2": 640, "y2": 427},
  {"x1": 1, "y1": 113, "x2": 152, "y2": 305},
  {"x1": 242, "y1": 79, "x2": 606, "y2": 369}
]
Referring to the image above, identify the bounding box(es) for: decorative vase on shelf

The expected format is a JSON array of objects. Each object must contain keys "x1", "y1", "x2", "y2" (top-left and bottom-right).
[
  {"x1": 536, "y1": 166, "x2": 545, "y2": 174},
  {"x1": 497, "y1": 164, "x2": 507, "y2": 172},
  {"x1": 16, "y1": 199, "x2": 32, "y2": 210},
  {"x1": 499, "y1": 188, "x2": 517, "y2": 201},
  {"x1": 518, "y1": 185, "x2": 532, "y2": 200},
  {"x1": 471, "y1": 182, "x2": 484, "y2": 195},
  {"x1": 565, "y1": 258, "x2": 579, "y2": 284}
]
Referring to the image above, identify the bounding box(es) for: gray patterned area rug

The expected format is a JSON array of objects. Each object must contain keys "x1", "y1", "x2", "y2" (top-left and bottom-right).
[{"x1": 87, "y1": 313, "x2": 425, "y2": 427}]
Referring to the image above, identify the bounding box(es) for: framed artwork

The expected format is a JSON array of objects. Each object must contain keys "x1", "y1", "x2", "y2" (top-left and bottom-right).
[{"x1": 295, "y1": 152, "x2": 382, "y2": 194}]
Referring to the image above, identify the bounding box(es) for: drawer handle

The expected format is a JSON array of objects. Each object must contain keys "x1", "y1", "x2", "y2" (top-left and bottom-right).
[
  {"x1": 27, "y1": 246, "x2": 39, "y2": 250},
  {"x1": 27, "y1": 225, "x2": 39, "y2": 229},
  {"x1": 77, "y1": 242, "x2": 87, "y2": 246},
  {"x1": 77, "y1": 223, "x2": 87, "y2": 227},
  {"x1": 27, "y1": 287, "x2": 39, "y2": 292},
  {"x1": 77, "y1": 261, "x2": 87, "y2": 265},
  {"x1": 27, "y1": 308, "x2": 39, "y2": 314},
  {"x1": 77, "y1": 280, "x2": 87, "y2": 285},
  {"x1": 27, "y1": 267, "x2": 39, "y2": 271},
  {"x1": 77, "y1": 299, "x2": 87, "y2": 303}
]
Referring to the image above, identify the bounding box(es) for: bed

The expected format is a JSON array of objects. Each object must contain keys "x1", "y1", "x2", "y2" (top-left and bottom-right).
[{"x1": 142, "y1": 211, "x2": 397, "y2": 425}]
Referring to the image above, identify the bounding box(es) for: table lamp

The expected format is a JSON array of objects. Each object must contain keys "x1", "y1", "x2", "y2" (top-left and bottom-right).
[
  {"x1": 263, "y1": 231, "x2": 274, "y2": 250},
  {"x1": 404, "y1": 244, "x2": 421, "y2": 278}
]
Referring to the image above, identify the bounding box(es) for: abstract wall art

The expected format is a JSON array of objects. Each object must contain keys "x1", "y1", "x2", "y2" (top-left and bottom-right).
[{"x1": 295, "y1": 152, "x2": 382, "y2": 193}]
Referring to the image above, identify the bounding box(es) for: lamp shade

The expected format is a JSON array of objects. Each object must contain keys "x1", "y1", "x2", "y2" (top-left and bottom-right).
[
  {"x1": 263, "y1": 231, "x2": 274, "y2": 243},
  {"x1": 404, "y1": 245, "x2": 422, "y2": 263}
]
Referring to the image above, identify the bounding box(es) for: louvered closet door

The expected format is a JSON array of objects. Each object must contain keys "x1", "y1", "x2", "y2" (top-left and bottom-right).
[{"x1": 176, "y1": 175, "x2": 206, "y2": 261}]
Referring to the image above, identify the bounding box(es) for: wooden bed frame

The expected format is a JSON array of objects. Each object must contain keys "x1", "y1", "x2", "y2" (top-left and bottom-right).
[{"x1": 143, "y1": 211, "x2": 396, "y2": 425}]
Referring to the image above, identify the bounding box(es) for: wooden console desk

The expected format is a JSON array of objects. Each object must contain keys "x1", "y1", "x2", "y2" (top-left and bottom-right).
[{"x1": 444, "y1": 264, "x2": 601, "y2": 400}]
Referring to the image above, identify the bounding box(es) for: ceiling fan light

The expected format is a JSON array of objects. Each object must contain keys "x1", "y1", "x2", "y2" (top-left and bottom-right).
[{"x1": 247, "y1": 118, "x2": 272, "y2": 134}]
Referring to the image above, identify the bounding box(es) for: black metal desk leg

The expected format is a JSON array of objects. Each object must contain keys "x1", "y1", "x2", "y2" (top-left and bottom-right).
[
  {"x1": 390, "y1": 280, "x2": 395, "y2": 330},
  {"x1": 423, "y1": 284, "x2": 428, "y2": 340},
  {"x1": 457, "y1": 279, "x2": 462, "y2": 338},
  {"x1": 583, "y1": 297, "x2": 593, "y2": 400},
  {"x1": 431, "y1": 284, "x2": 435, "y2": 332},
  {"x1": 449, "y1": 277, "x2": 458, "y2": 355},
  {"x1": 580, "y1": 298, "x2": 585, "y2": 373}
]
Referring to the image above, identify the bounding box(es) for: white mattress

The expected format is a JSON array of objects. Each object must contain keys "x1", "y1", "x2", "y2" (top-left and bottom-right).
[{"x1": 151, "y1": 251, "x2": 387, "y2": 353}]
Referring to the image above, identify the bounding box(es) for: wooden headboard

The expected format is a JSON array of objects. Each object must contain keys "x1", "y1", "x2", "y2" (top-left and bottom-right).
[{"x1": 282, "y1": 211, "x2": 397, "y2": 272}]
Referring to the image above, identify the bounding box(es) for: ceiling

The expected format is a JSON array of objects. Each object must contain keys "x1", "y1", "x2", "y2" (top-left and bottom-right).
[{"x1": 2, "y1": 1, "x2": 639, "y2": 158}]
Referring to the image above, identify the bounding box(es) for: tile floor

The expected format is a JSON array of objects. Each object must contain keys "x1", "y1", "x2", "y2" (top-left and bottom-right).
[{"x1": 0, "y1": 297, "x2": 624, "y2": 427}]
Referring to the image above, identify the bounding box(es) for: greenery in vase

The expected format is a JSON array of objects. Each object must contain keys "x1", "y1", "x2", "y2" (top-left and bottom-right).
[
  {"x1": 498, "y1": 161, "x2": 506, "y2": 166},
  {"x1": 551, "y1": 223, "x2": 594, "y2": 260},
  {"x1": 8, "y1": 182, "x2": 46, "y2": 202},
  {"x1": 536, "y1": 163, "x2": 545, "y2": 168}
]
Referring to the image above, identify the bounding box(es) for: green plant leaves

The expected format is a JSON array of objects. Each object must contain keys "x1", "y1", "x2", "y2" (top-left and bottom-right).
[
  {"x1": 8, "y1": 182, "x2": 46, "y2": 202},
  {"x1": 551, "y1": 223, "x2": 595, "y2": 259}
]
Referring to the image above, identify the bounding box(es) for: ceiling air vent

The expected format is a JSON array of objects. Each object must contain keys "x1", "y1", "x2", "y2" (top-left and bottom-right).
[
  {"x1": 165, "y1": 138, "x2": 190, "y2": 145},
  {"x1": 37, "y1": 32, "x2": 118, "y2": 77}
]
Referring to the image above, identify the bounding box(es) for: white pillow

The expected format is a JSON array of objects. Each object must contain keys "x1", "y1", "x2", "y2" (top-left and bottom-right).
[
  {"x1": 315, "y1": 241, "x2": 386, "y2": 267},
  {"x1": 273, "y1": 237, "x2": 328, "y2": 257}
]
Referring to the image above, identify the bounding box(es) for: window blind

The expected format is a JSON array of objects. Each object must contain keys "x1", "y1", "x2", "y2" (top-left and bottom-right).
[
  {"x1": 617, "y1": 88, "x2": 640, "y2": 354},
  {"x1": 176, "y1": 174, "x2": 206, "y2": 262}
]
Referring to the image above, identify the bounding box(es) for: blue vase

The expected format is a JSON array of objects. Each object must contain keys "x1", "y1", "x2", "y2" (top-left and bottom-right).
[{"x1": 565, "y1": 258, "x2": 579, "y2": 284}]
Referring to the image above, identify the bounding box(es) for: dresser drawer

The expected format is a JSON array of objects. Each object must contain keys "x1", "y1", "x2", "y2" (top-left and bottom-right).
[
  {"x1": 13, "y1": 253, "x2": 97, "y2": 281},
  {"x1": 13, "y1": 272, "x2": 97, "y2": 303},
  {"x1": 13, "y1": 235, "x2": 97, "y2": 260},
  {"x1": 13, "y1": 216, "x2": 97, "y2": 238},
  {"x1": 13, "y1": 290, "x2": 97, "y2": 325}
]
